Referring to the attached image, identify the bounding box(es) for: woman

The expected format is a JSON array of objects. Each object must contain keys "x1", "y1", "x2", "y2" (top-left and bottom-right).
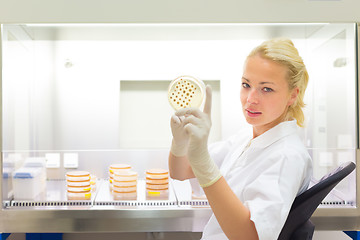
[{"x1": 168, "y1": 38, "x2": 313, "y2": 240}]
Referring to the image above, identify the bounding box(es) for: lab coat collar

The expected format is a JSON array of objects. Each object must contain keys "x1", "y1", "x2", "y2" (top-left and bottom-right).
[{"x1": 250, "y1": 120, "x2": 298, "y2": 149}]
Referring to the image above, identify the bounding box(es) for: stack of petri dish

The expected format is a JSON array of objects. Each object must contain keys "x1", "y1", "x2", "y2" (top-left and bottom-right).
[
  {"x1": 113, "y1": 170, "x2": 138, "y2": 200},
  {"x1": 66, "y1": 171, "x2": 91, "y2": 200},
  {"x1": 145, "y1": 169, "x2": 169, "y2": 198},
  {"x1": 108, "y1": 164, "x2": 132, "y2": 191}
]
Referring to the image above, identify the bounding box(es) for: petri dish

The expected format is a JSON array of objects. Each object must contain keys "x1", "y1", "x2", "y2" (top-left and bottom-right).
[
  {"x1": 168, "y1": 75, "x2": 205, "y2": 110},
  {"x1": 113, "y1": 190, "x2": 137, "y2": 200},
  {"x1": 67, "y1": 185, "x2": 91, "y2": 192},
  {"x1": 67, "y1": 190, "x2": 91, "y2": 200},
  {"x1": 146, "y1": 188, "x2": 169, "y2": 198},
  {"x1": 146, "y1": 177, "x2": 169, "y2": 184},
  {"x1": 67, "y1": 180, "x2": 91, "y2": 187},
  {"x1": 109, "y1": 164, "x2": 132, "y2": 187},
  {"x1": 146, "y1": 168, "x2": 169, "y2": 179},
  {"x1": 113, "y1": 185, "x2": 137, "y2": 193},
  {"x1": 114, "y1": 170, "x2": 138, "y2": 182},
  {"x1": 66, "y1": 171, "x2": 91, "y2": 181},
  {"x1": 109, "y1": 164, "x2": 132, "y2": 174},
  {"x1": 146, "y1": 183, "x2": 169, "y2": 190},
  {"x1": 113, "y1": 179, "x2": 137, "y2": 187}
]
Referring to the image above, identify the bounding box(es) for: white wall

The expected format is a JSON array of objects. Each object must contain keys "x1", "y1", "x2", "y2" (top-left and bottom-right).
[{"x1": 52, "y1": 36, "x2": 249, "y2": 150}]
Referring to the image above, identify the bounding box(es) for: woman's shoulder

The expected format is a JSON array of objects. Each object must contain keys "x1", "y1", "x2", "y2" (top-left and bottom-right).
[{"x1": 258, "y1": 130, "x2": 311, "y2": 166}]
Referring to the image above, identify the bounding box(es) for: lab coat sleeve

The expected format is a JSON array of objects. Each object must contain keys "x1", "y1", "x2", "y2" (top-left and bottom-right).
[{"x1": 243, "y1": 151, "x2": 309, "y2": 240}]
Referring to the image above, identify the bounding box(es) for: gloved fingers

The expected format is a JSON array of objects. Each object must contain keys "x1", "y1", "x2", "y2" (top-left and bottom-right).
[
  {"x1": 171, "y1": 114, "x2": 181, "y2": 126},
  {"x1": 170, "y1": 114, "x2": 190, "y2": 148},
  {"x1": 175, "y1": 107, "x2": 206, "y2": 120},
  {"x1": 183, "y1": 122, "x2": 202, "y2": 137},
  {"x1": 171, "y1": 115, "x2": 188, "y2": 127},
  {"x1": 203, "y1": 85, "x2": 212, "y2": 116},
  {"x1": 184, "y1": 120, "x2": 210, "y2": 141},
  {"x1": 182, "y1": 114, "x2": 203, "y2": 126}
]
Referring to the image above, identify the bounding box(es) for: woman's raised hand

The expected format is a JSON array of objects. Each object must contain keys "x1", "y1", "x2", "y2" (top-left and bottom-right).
[{"x1": 174, "y1": 85, "x2": 221, "y2": 187}]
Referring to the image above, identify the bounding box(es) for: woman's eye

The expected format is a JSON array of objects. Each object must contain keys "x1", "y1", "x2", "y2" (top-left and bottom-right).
[
  {"x1": 242, "y1": 82, "x2": 250, "y2": 88},
  {"x1": 263, "y1": 87, "x2": 273, "y2": 92}
]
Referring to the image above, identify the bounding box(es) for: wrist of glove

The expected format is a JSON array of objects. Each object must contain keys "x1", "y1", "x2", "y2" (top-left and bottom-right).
[
  {"x1": 188, "y1": 144, "x2": 222, "y2": 188},
  {"x1": 170, "y1": 139, "x2": 188, "y2": 157}
]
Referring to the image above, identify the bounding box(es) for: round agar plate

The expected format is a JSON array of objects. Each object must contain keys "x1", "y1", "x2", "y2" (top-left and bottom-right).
[{"x1": 168, "y1": 75, "x2": 205, "y2": 110}]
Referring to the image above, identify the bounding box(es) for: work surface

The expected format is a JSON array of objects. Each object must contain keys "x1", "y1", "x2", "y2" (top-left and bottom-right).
[{"x1": 0, "y1": 180, "x2": 357, "y2": 233}]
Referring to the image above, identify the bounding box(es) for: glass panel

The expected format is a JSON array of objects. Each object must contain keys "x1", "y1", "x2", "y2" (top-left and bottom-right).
[{"x1": 304, "y1": 24, "x2": 357, "y2": 205}]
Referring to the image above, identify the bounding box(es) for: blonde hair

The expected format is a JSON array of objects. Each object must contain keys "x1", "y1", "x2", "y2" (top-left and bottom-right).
[{"x1": 247, "y1": 38, "x2": 309, "y2": 127}]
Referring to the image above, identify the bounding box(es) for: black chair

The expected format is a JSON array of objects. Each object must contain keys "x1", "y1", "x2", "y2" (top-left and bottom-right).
[{"x1": 278, "y1": 161, "x2": 356, "y2": 240}]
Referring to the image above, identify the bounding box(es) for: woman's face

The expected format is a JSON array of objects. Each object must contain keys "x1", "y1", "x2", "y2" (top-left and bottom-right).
[{"x1": 241, "y1": 55, "x2": 298, "y2": 138}]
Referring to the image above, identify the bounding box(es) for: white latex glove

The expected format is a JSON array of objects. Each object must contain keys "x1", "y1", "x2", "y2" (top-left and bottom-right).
[
  {"x1": 175, "y1": 85, "x2": 222, "y2": 187},
  {"x1": 170, "y1": 114, "x2": 189, "y2": 157}
]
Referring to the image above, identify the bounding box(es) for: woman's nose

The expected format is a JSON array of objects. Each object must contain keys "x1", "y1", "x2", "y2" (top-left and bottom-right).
[{"x1": 247, "y1": 89, "x2": 259, "y2": 104}]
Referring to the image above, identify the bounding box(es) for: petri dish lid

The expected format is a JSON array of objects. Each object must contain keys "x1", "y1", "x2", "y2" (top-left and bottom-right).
[
  {"x1": 67, "y1": 190, "x2": 91, "y2": 193},
  {"x1": 109, "y1": 164, "x2": 132, "y2": 170},
  {"x1": 168, "y1": 75, "x2": 205, "y2": 110},
  {"x1": 146, "y1": 186, "x2": 169, "y2": 191},
  {"x1": 66, "y1": 171, "x2": 90, "y2": 177},
  {"x1": 146, "y1": 168, "x2": 169, "y2": 179},
  {"x1": 114, "y1": 170, "x2": 138, "y2": 177},
  {"x1": 113, "y1": 189, "x2": 137, "y2": 194},
  {"x1": 67, "y1": 180, "x2": 91, "y2": 187},
  {"x1": 146, "y1": 168, "x2": 169, "y2": 175}
]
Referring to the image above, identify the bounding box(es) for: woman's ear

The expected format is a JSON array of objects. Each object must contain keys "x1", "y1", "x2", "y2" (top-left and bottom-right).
[{"x1": 287, "y1": 87, "x2": 299, "y2": 106}]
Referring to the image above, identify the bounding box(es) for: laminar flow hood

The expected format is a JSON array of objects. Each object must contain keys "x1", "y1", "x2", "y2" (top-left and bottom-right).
[{"x1": 0, "y1": 23, "x2": 358, "y2": 233}]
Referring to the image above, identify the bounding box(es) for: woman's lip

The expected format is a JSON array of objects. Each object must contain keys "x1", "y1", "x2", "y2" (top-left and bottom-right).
[
  {"x1": 246, "y1": 109, "x2": 262, "y2": 117},
  {"x1": 246, "y1": 109, "x2": 261, "y2": 114}
]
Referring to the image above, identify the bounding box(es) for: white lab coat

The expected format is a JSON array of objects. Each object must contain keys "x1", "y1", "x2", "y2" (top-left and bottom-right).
[{"x1": 193, "y1": 120, "x2": 313, "y2": 240}]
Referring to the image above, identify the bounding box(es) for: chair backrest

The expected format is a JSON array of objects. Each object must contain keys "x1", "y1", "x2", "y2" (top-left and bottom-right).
[{"x1": 278, "y1": 161, "x2": 356, "y2": 240}]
